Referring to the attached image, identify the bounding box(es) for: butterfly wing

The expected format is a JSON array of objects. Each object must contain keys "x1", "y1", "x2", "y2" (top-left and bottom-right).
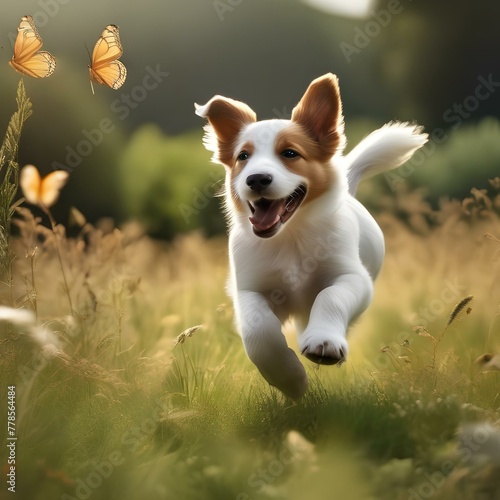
[
  {"x1": 13, "y1": 16, "x2": 42, "y2": 62},
  {"x1": 9, "y1": 15, "x2": 56, "y2": 78},
  {"x1": 39, "y1": 170, "x2": 69, "y2": 207},
  {"x1": 90, "y1": 60, "x2": 127, "y2": 89},
  {"x1": 10, "y1": 51, "x2": 56, "y2": 78},
  {"x1": 89, "y1": 25, "x2": 127, "y2": 90},
  {"x1": 20, "y1": 165, "x2": 42, "y2": 205},
  {"x1": 91, "y1": 25, "x2": 123, "y2": 67}
]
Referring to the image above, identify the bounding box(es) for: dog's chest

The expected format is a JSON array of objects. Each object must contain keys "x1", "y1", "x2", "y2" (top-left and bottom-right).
[{"x1": 231, "y1": 232, "x2": 337, "y2": 314}]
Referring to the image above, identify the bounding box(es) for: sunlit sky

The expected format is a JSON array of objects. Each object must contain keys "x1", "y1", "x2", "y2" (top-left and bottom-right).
[{"x1": 301, "y1": 0, "x2": 374, "y2": 18}]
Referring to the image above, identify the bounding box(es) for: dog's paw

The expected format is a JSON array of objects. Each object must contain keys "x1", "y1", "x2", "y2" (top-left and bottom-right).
[{"x1": 300, "y1": 331, "x2": 348, "y2": 366}]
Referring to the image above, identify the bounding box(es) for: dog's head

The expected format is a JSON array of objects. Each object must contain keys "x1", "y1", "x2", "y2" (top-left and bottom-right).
[{"x1": 196, "y1": 73, "x2": 346, "y2": 238}]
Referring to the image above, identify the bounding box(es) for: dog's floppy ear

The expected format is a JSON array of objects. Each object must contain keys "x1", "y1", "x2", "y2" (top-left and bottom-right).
[
  {"x1": 291, "y1": 73, "x2": 345, "y2": 159},
  {"x1": 195, "y1": 96, "x2": 256, "y2": 167}
]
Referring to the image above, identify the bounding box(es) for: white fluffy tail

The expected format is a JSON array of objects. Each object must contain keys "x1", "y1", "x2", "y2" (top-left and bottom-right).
[{"x1": 345, "y1": 122, "x2": 428, "y2": 196}]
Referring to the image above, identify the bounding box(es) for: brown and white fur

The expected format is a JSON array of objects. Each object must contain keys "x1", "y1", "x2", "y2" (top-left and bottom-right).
[{"x1": 196, "y1": 73, "x2": 427, "y2": 399}]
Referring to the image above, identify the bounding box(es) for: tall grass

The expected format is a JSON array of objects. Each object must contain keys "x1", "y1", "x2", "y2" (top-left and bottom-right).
[
  {"x1": 0, "y1": 80, "x2": 32, "y2": 298},
  {"x1": 1, "y1": 89, "x2": 500, "y2": 500}
]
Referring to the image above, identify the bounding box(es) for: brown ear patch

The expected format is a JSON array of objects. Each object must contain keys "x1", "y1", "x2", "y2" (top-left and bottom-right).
[
  {"x1": 291, "y1": 73, "x2": 344, "y2": 160},
  {"x1": 199, "y1": 97, "x2": 256, "y2": 166}
]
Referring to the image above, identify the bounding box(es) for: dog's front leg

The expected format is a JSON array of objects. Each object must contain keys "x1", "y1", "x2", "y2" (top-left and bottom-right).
[
  {"x1": 235, "y1": 290, "x2": 308, "y2": 399},
  {"x1": 299, "y1": 271, "x2": 373, "y2": 365}
]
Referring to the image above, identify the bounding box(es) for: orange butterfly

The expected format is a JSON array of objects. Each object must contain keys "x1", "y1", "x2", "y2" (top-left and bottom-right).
[
  {"x1": 20, "y1": 165, "x2": 69, "y2": 208},
  {"x1": 9, "y1": 15, "x2": 56, "y2": 78},
  {"x1": 88, "y1": 24, "x2": 127, "y2": 94}
]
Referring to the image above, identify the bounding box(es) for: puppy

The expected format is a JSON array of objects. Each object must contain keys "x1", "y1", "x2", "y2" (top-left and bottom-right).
[{"x1": 196, "y1": 73, "x2": 427, "y2": 398}]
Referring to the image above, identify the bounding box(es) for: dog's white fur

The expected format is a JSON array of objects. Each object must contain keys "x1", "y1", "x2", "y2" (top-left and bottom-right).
[{"x1": 196, "y1": 73, "x2": 427, "y2": 398}]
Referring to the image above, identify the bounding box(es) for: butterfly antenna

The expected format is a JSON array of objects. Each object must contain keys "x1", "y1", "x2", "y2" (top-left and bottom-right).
[
  {"x1": 84, "y1": 42, "x2": 95, "y2": 95},
  {"x1": 84, "y1": 42, "x2": 92, "y2": 61}
]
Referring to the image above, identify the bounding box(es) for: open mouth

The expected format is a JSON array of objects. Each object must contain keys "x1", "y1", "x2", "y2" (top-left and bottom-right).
[{"x1": 247, "y1": 185, "x2": 307, "y2": 238}]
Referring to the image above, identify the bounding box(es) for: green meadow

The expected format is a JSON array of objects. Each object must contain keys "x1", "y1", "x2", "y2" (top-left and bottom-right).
[{"x1": 2, "y1": 83, "x2": 500, "y2": 500}]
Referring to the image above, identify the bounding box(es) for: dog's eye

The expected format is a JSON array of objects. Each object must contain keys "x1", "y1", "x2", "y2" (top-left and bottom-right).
[
  {"x1": 281, "y1": 149, "x2": 300, "y2": 159},
  {"x1": 237, "y1": 151, "x2": 250, "y2": 161}
]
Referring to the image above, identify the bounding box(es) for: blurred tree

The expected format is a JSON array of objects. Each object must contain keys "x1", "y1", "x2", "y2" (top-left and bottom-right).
[
  {"x1": 118, "y1": 125, "x2": 225, "y2": 238},
  {"x1": 377, "y1": 0, "x2": 500, "y2": 129},
  {"x1": 409, "y1": 117, "x2": 500, "y2": 201}
]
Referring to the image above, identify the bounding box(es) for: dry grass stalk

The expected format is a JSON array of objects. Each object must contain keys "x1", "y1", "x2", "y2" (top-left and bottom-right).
[
  {"x1": 447, "y1": 295, "x2": 473, "y2": 327},
  {"x1": 175, "y1": 324, "x2": 204, "y2": 346}
]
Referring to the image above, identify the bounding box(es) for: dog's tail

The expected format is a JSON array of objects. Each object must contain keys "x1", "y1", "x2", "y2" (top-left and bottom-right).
[{"x1": 345, "y1": 122, "x2": 428, "y2": 196}]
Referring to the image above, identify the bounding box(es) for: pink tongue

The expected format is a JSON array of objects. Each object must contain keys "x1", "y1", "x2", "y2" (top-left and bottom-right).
[{"x1": 249, "y1": 199, "x2": 286, "y2": 231}]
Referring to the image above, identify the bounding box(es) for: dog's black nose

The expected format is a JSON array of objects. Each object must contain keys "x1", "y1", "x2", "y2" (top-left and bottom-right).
[{"x1": 246, "y1": 174, "x2": 272, "y2": 193}]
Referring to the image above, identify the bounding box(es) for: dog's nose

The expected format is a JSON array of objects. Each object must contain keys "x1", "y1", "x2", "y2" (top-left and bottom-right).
[{"x1": 246, "y1": 174, "x2": 273, "y2": 193}]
